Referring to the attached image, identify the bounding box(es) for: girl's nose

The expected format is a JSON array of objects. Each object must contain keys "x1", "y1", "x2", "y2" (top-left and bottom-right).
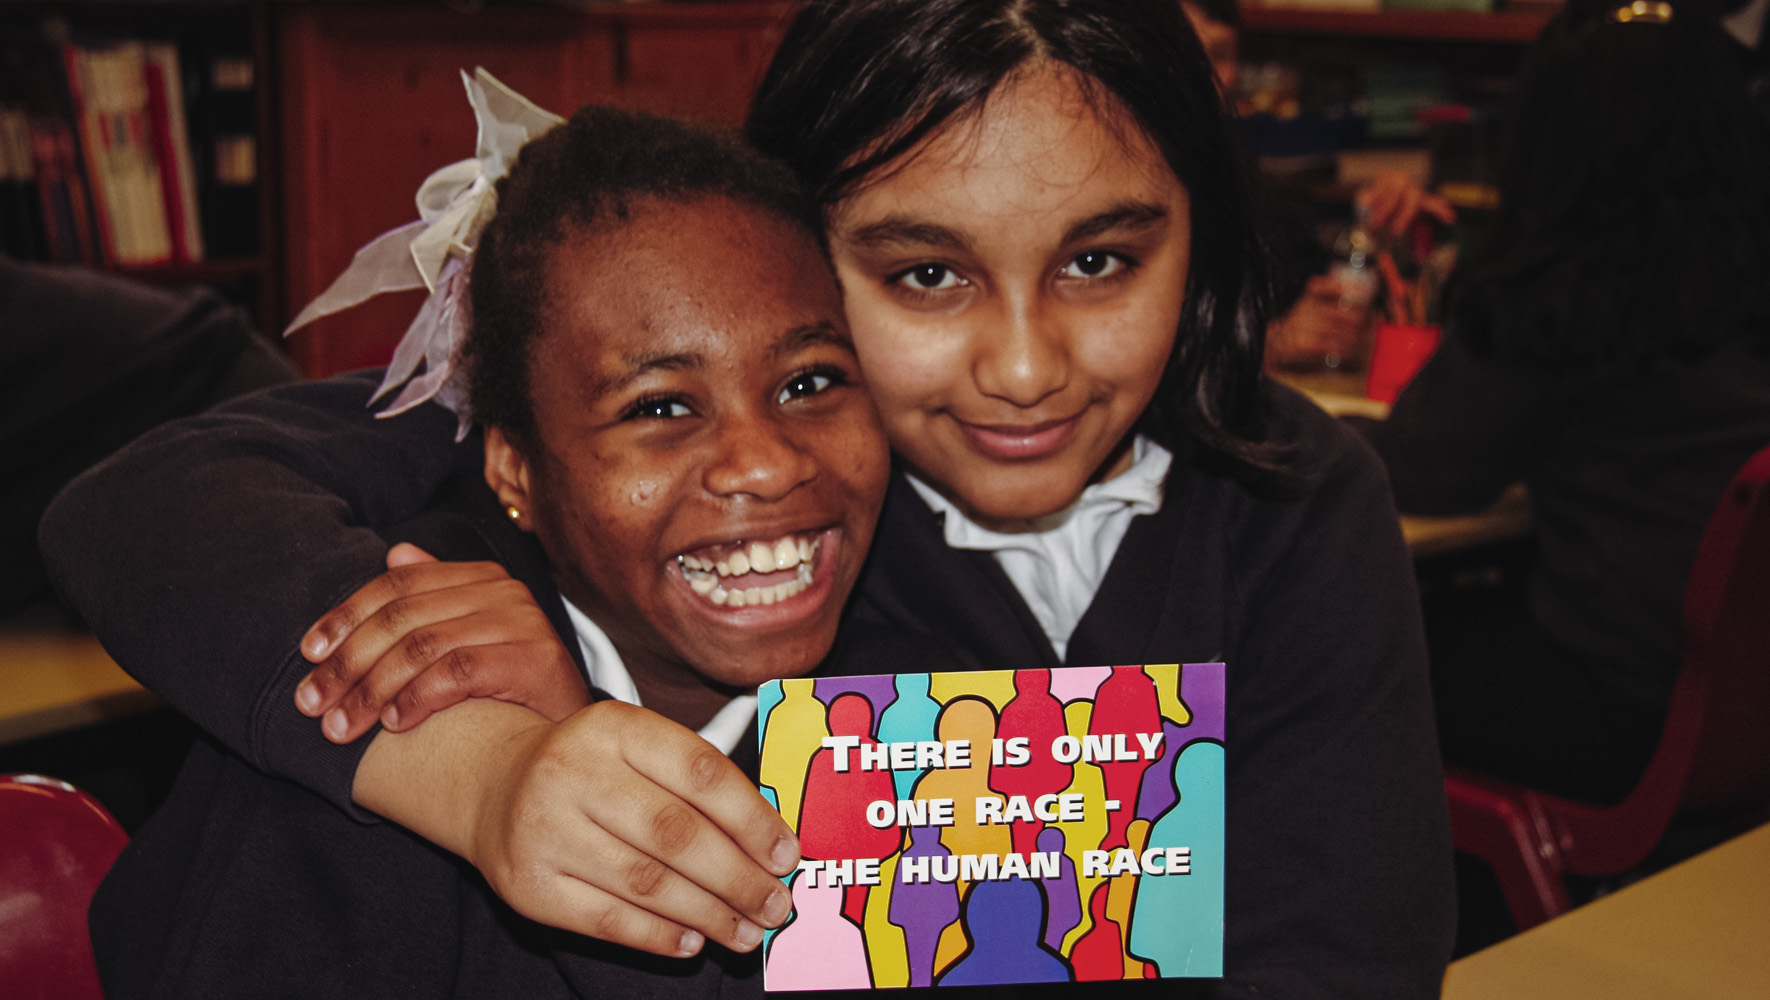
[
  {"x1": 703, "y1": 415, "x2": 819, "y2": 502},
  {"x1": 973, "y1": 299, "x2": 1071, "y2": 408}
]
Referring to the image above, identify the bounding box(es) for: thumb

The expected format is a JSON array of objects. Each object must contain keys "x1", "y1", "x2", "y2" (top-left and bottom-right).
[{"x1": 386, "y1": 542, "x2": 440, "y2": 569}]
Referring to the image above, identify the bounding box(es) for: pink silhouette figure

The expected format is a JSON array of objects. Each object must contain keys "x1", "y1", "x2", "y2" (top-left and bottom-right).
[{"x1": 766, "y1": 874, "x2": 871, "y2": 990}]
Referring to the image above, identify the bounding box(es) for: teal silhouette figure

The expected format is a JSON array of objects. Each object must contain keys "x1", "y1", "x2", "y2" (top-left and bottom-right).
[
  {"x1": 875, "y1": 672, "x2": 942, "y2": 800},
  {"x1": 1128, "y1": 739, "x2": 1224, "y2": 977}
]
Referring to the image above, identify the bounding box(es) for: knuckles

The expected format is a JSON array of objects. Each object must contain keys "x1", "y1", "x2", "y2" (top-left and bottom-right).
[
  {"x1": 684, "y1": 745, "x2": 730, "y2": 795},
  {"x1": 624, "y1": 855, "x2": 672, "y2": 900},
  {"x1": 647, "y1": 802, "x2": 699, "y2": 855}
]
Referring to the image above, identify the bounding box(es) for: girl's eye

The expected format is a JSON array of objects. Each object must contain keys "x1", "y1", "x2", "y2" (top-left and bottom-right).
[
  {"x1": 1059, "y1": 251, "x2": 1129, "y2": 280},
  {"x1": 625, "y1": 396, "x2": 692, "y2": 420},
  {"x1": 778, "y1": 366, "x2": 848, "y2": 403},
  {"x1": 894, "y1": 264, "x2": 965, "y2": 293}
]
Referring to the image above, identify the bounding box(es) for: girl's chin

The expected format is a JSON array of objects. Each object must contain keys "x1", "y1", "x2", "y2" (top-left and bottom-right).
[{"x1": 688, "y1": 631, "x2": 839, "y2": 690}]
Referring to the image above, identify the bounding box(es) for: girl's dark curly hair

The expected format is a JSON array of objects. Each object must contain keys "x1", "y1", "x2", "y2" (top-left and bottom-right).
[{"x1": 465, "y1": 104, "x2": 825, "y2": 454}]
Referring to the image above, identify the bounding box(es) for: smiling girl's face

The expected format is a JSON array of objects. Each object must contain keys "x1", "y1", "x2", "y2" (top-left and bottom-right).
[
  {"x1": 828, "y1": 64, "x2": 1191, "y2": 528},
  {"x1": 486, "y1": 195, "x2": 888, "y2": 720}
]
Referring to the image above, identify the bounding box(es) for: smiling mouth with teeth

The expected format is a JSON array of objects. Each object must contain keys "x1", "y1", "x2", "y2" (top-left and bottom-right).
[{"x1": 677, "y1": 534, "x2": 822, "y2": 609}]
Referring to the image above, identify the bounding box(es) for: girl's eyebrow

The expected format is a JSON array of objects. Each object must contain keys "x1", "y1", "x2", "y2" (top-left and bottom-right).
[
  {"x1": 772, "y1": 320, "x2": 854, "y2": 360},
  {"x1": 1062, "y1": 200, "x2": 1170, "y2": 244},
  {"x1": 588, "y1": 350, "x2": 702, "y2": 400},
  {"x1": 839, "y1": 217, "x2": 971, "y2": 254},
  {"x1": 840, "y1": 200, "x2": 1169, "y2": 253},
  {"x1": 585, "y1": 320, "x2": 849, "y2": 400}
]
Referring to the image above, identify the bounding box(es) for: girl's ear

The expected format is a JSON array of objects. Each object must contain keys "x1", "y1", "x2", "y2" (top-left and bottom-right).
[{"x1": 484, "y1": 426, "x2": 536, "y2": 532}]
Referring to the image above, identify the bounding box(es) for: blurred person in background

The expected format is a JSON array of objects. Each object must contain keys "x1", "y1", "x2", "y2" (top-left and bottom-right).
[
  {"x1": 1180, "y1": 0, "x2": 1457, "y2": 370},
  {"x1": 0, "y1": 257, "x2": 298, "y2": 617},
  {"x1": 1354, "y1": 0, "x2": 1770, "y2": 805}
]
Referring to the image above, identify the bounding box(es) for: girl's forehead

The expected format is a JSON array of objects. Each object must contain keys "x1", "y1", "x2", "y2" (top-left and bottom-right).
[
  {"x1": 848, "y1": 64, "x2": 1181, "y2": 212},
  {"x1": 832, "y1": 65, "x2": 1186, "y2": 232}
]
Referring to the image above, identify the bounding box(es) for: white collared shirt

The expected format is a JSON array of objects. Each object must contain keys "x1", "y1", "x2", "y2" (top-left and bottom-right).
[
  {"x1": 907, "y1": 436, "x2": 1172, "y2": 660},
  {"x1": 561, "y1": 599, "x2": 759, "y2": 755}
]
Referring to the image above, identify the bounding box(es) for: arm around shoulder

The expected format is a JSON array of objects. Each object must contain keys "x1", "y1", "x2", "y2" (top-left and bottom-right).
[{"x1": 38, "y1": 371, "x2": 472, "y2": 812}]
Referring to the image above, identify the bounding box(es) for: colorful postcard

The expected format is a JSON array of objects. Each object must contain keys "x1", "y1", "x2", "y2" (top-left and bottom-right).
[{"x1": 757, "y1": 663, "x2": 1225, "y2": 990}]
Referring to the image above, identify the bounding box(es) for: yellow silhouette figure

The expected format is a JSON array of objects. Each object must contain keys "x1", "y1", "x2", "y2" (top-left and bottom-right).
[
  {"x1": 1142, "y1": 664, "x2": 1191, "y2": 726},
  {"x1": 916, "y1": 697, "x2": 1013, "y2": 864},
  {"x1": 929, "y1": 669, "x2": 1017, "y2": 712},
  {"x1": 864, "y1": 854, "x2": 910, "y2": 988},
  {"x1": 1056, "y1": 699, "x2": 1110, "y2": 954},
  {"x1": 759, "y1": 679, "x2": 830, "y2": 830},
  {"x1": 1108, "y1": 819, "x2": 1151, "y2": 979}
]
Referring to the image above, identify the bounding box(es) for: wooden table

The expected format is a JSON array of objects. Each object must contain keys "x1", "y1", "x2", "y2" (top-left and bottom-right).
[
  {"x1": 0, "y1": 628, "x2": 161, "y2": 747},
  {"x1": 1441, "y1": 822, "x2": 1770, "y2": 999},
  {"x1": 1274, "y1": 369, "x2": 1535, "y2": 556}
]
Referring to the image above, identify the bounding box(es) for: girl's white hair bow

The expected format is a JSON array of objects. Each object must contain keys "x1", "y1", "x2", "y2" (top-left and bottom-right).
[{"x1": 284, "y1": 67, "x2": 563, "y2": 440}]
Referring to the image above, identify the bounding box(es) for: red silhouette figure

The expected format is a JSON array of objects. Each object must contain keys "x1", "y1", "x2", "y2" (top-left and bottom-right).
[
  {"x1": 992, "y1": 669, "x2": 1074, "y2": 857},
  {"x1": 1069, "y1": 882, "x2": 1126, "y2": 981},
  {"x1": 798, "y1": 694, "x2": 903, "y2": 862},
  {"x1": 1091, "y1": 667, "x2": 1162, "y2": 850}
]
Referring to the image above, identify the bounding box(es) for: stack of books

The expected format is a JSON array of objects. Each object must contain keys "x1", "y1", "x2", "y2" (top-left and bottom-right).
[{"x1": 1, "y1": 24, "x2": 256, "y2": 269}]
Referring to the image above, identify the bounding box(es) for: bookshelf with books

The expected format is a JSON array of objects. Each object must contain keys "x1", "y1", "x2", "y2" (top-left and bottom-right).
[
  {"x1": 0, "y1": 3, "x2": 278, "y2": 335},
  {"x1": 6, "y1": 2, "x2": 1559, "y2": 376},
  {"x1": 1234, "y1": 3, "x2": 1558, "y2": 216}
]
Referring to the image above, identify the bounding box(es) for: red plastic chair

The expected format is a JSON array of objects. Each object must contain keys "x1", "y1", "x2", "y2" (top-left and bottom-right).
[
  {"x1": 0, "y1": 774, "x2": 128, "y2": 1000},
  {"x1": 1445, "y1": 444, "x2": 1770, "y2": 931}
]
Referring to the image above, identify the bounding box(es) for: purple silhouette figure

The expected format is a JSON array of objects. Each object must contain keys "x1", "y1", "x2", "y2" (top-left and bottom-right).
[
  {"x1": 1037, "y1": 826, "x2": 1082, "y2": 953},
  {"x1": 887, "y1": 824, "x2": 961, "y2": 987}
]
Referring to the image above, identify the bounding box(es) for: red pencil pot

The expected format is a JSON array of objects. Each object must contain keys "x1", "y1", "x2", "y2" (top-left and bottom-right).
[{"x1": 1365, "y1": 322, "x2": 1441, "y2": 404}]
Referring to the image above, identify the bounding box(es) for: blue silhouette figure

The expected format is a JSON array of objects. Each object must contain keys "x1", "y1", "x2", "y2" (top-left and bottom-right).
[{"x1": 936, "y1": 877, "x2": 1071, "y2": 986}]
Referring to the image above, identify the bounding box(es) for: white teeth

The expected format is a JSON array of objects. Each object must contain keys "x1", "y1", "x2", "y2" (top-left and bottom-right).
[
  {"x1": 680, "y1": 534, "x2": 823, "y2": 608},
  {"x1": 774, "y1": 538, "x2": 800, "y2": 570},
  {"x1": 748, "y1": 541, "x2": 775, "y2": 572}
]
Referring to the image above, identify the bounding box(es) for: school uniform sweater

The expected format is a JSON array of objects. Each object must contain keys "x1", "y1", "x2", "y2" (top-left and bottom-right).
[{"x1": 41, "y1": 373, "x2": 1453, "y2": 999}]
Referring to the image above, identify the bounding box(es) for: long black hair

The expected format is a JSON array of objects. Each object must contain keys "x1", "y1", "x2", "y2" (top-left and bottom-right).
[
  {"x1": 1453, "y1": 0, "x2": 1770, "y2": 365},
  {"x1": 466, "y1": 104, "x2": 823, "y2": 454},
  {"x1": 745, "y1": 0, "x2": 1284, "y2": 483}
]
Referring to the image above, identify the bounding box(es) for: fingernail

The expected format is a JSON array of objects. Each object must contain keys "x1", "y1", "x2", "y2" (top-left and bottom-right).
[
  {"x1": 382, "y1": 705, "x2": 401, "y2": 729},
  {"x1": 733, "y1": 920, "x2": 763, "y2": 951},
  {"x1": 677, "y1": 929, "x2": 704, "y2": 957},
  {"x1": 303, "y1": 634, "x2": 330, "y2": 660},
  {"x1": 769, "y1": 836, "x2": 800, "y2": 875},
  {"x1": 295, "y1": 682, "x2": 320, "y2": 715},
  {"x1": 323, "y1": 708, "x2": 348, "y2": 742},
  {"x1": 761, "y1": 887, "x2": 792, "y2": 927}
]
